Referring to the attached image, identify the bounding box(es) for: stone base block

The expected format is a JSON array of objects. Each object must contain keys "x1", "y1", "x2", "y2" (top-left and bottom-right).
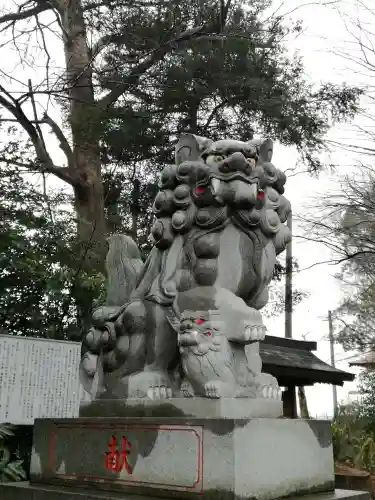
[
  {"x1": 30, "y1": 417, "x2": 334, "y2": 500},
  {"x1": 79, "y1": 397, "x2": 283, "y2": 419}
]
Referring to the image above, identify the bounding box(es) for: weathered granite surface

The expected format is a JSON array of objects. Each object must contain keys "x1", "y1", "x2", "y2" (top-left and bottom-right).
[
  {"x1": 79, "y1": 397, "x2": 283, "y2": 419},
  {"x1": 79, "y1": 134, "x2": 292, "y2": 414},
  {"x1": 0, "y1": 483, "x2": 371, "y2": 500},
  {"x1": 30, "y1": 417, "x2": 333, "y2": 500}
]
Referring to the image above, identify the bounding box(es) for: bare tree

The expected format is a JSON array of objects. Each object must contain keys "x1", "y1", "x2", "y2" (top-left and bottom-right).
[
  {"x1": 0, "y1": 0, "x2": 235, "y2": 268},
  {"x1": 325, "y1": 0, "x2": 375, "y2": 156},
  {"x1": 297, "y1": 0, "x2": 375, "y2": 350},
  {"x1": 298, "y1": 164, "x2": 375, "y2": 351}
]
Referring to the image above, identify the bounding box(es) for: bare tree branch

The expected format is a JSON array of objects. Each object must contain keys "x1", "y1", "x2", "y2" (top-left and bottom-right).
[
  {"x1": 34, "y1": 13, "x2": 52, "y2": 88},
  {"x1": 202, "y1": 99, "x2": 228, "y2": 132},
  {"x1": 28, "y1": 78, "x2": 48, "y2": 154},
  {"x1": 0, "y1": 2, "x2": 53, "y2": 25},
  {"x1": 0, "y1": 156, "x2": 37, "y2": 170},
  {"x1": 0, "y1": 84, "x2": 74, "y2": 184},
  {"x1": 42, "y1": 112, "x2": 75, "y2": 170}
]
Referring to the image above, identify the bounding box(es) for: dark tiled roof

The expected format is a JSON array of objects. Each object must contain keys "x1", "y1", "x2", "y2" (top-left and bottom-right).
[
  {"x1": 260, "y1": 335, "x2": 355, "y2": 386},
  {"x1": 349, "y1": 352, "x2": 375, "y2": 368}
]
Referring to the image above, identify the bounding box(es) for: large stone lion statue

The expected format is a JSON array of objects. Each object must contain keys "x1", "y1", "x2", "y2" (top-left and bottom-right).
[{"x1": 80, "y1": 133, "x2": 291, "y2": 401}]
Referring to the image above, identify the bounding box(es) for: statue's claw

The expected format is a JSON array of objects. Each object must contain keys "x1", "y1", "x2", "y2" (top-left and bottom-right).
[
  {"x1": 204, "y1": 382, "x2": 220, "y2": 398},
  {"x1": 204, "y1": 381, "x2": 235, "y2": 398},
  {"x1": 244, "y1": 324, "x2": 267, "y2": 342},
  {"x1": 180, "y1": 380, "x2": 194, "y2": 397},
  {"x1": 255, "y1": 373, "x2": 282, "y2": 400},
  {"x1": 147, "y1": 385, "x2": 173, "y2": 400},
  {"x1": 128, "y1": 370, "x2": 173, "y2": 400}
]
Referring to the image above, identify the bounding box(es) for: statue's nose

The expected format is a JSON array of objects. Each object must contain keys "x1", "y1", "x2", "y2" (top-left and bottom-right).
[
  {"x1": 178, "y1": 331, "x2": 199, "y2": 346},
  {"x1": 218, "y1": 152, "x2": 253, "y2": 176},
  {"x1": 180, "y1": 320, "x2": 194, "y2": 331}
]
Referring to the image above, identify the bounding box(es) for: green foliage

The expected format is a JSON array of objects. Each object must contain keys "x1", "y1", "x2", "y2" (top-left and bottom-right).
[
  {"x1": 358, "y1": 371, "x2": 375, "y2": 422},
  {"x1": 0, "y1": 128, "x2": 105, "y2": 339},
  {"x1": 0, "y1": 424, "x2": 26, "y2": 482},
  {"x1": 332, "y1": 404, "x2": 375, "y2": 473},
  {"x1": 94, "y1": 0, "x2": 361, "y2": 174}
]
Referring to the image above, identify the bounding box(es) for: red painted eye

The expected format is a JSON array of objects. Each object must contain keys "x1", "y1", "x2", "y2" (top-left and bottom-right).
[
  {"x1": 206, "y1": 331, "x2": 212, "y2": 336},
  {"x1": 195, "y1": 319, "x2": 205, "y2": 325},
  {"x1": 195, "y1": 186, "x2": 205, "y2": 195},
  {"x1": 258, "y1": 190, "x2": 265, "y2": 200}
]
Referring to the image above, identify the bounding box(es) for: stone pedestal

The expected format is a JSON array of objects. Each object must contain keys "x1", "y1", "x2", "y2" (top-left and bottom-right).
[
  {"x1": 0, "y1": 484, "x2": 370, "y2": 500},
  {"x1": 29, "y1": 415, "x2": 334, "y2": 500}
]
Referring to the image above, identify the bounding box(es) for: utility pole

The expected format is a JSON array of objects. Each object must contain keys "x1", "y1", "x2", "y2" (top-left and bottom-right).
[
  {"x1": 283, "y1": 211, "x2": 297, "y2": 417},
  {"x1": 328, "y1": 310, "x2": 338, "y2": 417},
  {"x1": 299, "y1": 333, "x2": 311, "y2": 419},
  {"x1": 285, "y1": 211, "x2": 293, "y2": 339}
]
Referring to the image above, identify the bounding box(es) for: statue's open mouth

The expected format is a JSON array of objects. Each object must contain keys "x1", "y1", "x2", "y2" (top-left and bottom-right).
[
  {"x1": 196, "y1": 170, "x2": 262, "y2": 187},
  {"x1": 206, "y1": 175, "x2": 262, "y2": 206},
  {"x1": 210, "y1": 171, "x2": 258, "y2": 183},
  {"x1": 210, "y1": 177, "x2": 221, "y2": 195},
  {"x1": 209, "y1": 174, "x2": 259, "y2": 190},
  {"x1": 178, "y1": 331, "x2": 199, "y2": 347}
]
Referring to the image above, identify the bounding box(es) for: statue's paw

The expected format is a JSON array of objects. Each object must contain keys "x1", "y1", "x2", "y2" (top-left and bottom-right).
[
  {"x1": 127, "y1": 371, "x2": 173, "y2": 400},
  {"x1": 180, "y1": 380, "x2": 194, "y2": 398},
  {"x1": 204, "y1": 381, "x2": 234, "y2": 399},
  {"x1": 255, "y1": 373, "x2": 281, "y2": 400},
  {"x1": 261, "y1": 385, "x2": 281, "y2": 400},
  {"x1": 244, "y1": 324, "x2": 267, "y2": 342},
  {"x1": 147, "y1": 385, "x2": 173, "y2": 400},
  {"x1": 146, "y1": 371, "x2": 173, "y2": 400}
]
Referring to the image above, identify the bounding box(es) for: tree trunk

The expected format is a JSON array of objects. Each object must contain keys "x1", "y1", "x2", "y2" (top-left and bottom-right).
[
  {"x1": 187, "y1": 99, "x2": 199, "y2": 132},
  {"x1": 298, "y1": 386, "x2": 310, "y2": 418},
  {"x1": 59, "y1": 0, "x2": 107, "y2": 269},
  {"x1": 130, "y1": 179, "x2": 141, "y2": 242}
]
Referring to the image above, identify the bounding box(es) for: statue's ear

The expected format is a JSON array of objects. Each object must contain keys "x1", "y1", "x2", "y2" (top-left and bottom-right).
[
  {"x1": 258, "y1": 139, "x2": 273, "y2": 163},
  {"x1": 175, "y1": 133, "x2": 213, "y2": 165}
]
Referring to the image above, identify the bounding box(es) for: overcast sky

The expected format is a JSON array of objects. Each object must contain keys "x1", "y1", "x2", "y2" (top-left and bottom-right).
[
  {"x1": 1, "y1": 0, "x2": 373, "y2": 416},
  {"x1": 263, "y1": 0, "x2": 373, "y2": 416}
]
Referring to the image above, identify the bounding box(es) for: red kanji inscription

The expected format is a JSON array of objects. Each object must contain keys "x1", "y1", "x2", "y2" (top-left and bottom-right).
[{"x1": 104, "y1": 435, "x2": 133, "y2": 474}]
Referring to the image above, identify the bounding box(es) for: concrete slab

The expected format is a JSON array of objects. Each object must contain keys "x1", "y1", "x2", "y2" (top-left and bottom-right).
[
  {"x1": 0, "y1": 483, "x2": 371, "y2": 500},
  {"x1": 30, "y1": 417, "x2": 334, "y2": 500}
]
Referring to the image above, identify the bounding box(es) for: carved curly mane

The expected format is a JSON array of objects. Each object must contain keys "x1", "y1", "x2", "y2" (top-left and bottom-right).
[{"x1": 150, "y1": 134, "x2": 291, "y2": 257}]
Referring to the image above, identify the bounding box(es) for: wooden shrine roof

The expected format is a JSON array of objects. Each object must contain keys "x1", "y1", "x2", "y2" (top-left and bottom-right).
[
  {"x1": 349, "y1": 352, "x2": 375, "y2": 369},
  {"x1": 260, "y1": 335, "x2": 355, "y2": 387}
]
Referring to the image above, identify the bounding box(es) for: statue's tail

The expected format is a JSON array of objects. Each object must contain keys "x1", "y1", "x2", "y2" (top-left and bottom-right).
[
  {"x1": 105, "y1": 234, "x2": 144, "y2": 306},
  {"x1": 91, "y1": 234, "x2": 144, "y2": 327}
]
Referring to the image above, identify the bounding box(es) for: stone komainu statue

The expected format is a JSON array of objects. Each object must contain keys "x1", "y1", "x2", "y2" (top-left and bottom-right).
[{"x1": 80, "y1": 133, "x2": 292, "y2": 401}]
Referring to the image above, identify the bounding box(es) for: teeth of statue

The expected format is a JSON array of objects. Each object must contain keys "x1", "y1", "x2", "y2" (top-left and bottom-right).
[
  {"x1": 244, "y1": 325, "x2": 251, "y2": 340},
  {"x1": 211, "y1": 177, "x2": 221, "y2": 195},
  {"x1": 249, "y1": 183, "x2": 258, "y2": 198}
]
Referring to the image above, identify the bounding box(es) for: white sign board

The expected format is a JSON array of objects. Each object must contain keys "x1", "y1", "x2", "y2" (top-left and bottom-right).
[{"x1": 0, "y1": 335, "x2": 89, "y2": 425}]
